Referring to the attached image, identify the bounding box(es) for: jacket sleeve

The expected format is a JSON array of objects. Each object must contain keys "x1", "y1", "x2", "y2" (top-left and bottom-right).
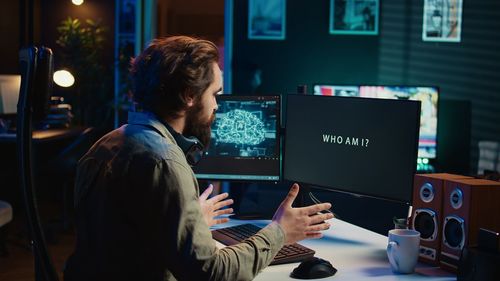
[{"x1": 160, "y1": 159, "x2": 285, "y2": 281}]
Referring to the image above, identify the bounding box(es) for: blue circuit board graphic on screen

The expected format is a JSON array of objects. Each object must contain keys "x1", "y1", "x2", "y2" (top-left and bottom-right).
[
  {"x1": 216, "y1": 109, "x2": 265, "y2": 145},
  {"x1": 207, "y1": 99, "x2": 278, "y2": 158}
]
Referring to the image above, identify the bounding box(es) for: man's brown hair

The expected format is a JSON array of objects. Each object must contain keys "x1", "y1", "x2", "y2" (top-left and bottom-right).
[{"x1": 130, "y1": 36, "x2": 219, "y2": 118}]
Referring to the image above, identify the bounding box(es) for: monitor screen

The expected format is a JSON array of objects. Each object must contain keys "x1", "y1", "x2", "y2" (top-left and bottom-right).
[
  {"x1": 284, "y1": 94, "x2": 420, "y2": 203},
  {"x1": 313, "y1": 85, "x2": 438, "y2": 159},
  {"x1": 193, "y1": 95, "x2": 281, "y2": 181},
  {"x1": 0, "y1": 75, "x2": 21, "y2": 115}
]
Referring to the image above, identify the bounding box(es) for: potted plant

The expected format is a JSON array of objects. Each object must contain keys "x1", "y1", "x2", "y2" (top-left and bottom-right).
[{"x1": 56, "y1": 17, "x2": 112, "y2": 128}]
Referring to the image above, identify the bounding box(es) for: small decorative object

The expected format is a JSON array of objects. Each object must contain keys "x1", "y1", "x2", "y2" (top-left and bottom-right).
[
  {"x1": 393, "y1": 216, "x2": 408, "y2": 229},
  {"x1": 40, "y1": 96, "x2": 74, "y2": 129},
  {"x1": 330, "y1": 0, "x2": 379, "y2": 35},
  {"x1": 423, "y1": 0, "x2": 463, "y2": 42},
  {"x1": 248, "y1": 0, "x2": 286, "y2": 40}
]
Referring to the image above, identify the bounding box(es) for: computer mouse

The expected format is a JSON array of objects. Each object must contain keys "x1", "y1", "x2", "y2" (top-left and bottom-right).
[{"x1": 290, "y1": 257, "x2": 337, "y2": 279}]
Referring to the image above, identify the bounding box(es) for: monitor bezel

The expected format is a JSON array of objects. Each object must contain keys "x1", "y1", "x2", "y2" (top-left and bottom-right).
[
  {"x1": 194, "y1": 94, "x2": 282, "y2": 182},
  {"x1": 283, "y1": 94, "x2": 420, "y2": 204}
]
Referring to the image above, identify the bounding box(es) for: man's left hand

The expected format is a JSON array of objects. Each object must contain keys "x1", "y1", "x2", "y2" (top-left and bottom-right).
[{"x1": 199, "y1": 184, "x2": 234, "y2": 227}]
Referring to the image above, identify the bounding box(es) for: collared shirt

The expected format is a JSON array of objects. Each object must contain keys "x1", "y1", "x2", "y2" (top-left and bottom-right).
[{"x1": 64, "y1": 111, "x2": 285, "y2": 281}]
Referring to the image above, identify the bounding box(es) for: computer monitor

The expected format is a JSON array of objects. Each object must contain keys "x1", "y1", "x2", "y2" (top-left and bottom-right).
[
  {"x1": 0, "y1": 75, "x2": 21, "y2": 115},
  {"x1": 313, "y1": 85, "x2": 439, "y2": 159},
  {"x1": 284, "y1": 94, "x2": 420, "y2": 203},
  {"x1": 313, "y1": 85, "x2": 358, "y2": 97},
  {"x1": 193, "y1": 95, "x2": 281, "y2": 181}
]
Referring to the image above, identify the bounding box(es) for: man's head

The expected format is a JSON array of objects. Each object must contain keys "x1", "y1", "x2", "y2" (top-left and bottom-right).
[{"x1": 130, "y1": 36, "x2": 222, "y2": 147}]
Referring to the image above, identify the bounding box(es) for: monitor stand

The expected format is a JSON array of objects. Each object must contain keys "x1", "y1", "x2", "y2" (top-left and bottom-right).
[
  {"x1": 228, "y1": 182, "x2": 315, "y2": 220},
  {"x1": 296, "y1": 183, "x2": 313, "y2": 208},
  {"x1": 228, "y1": 182, "x2": 266, "y2": 220}
]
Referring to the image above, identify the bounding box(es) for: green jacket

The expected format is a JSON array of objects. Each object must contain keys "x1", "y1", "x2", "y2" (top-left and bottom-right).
[{"x1": 64, "y1": 111, "x2": 285, "y2": 281}]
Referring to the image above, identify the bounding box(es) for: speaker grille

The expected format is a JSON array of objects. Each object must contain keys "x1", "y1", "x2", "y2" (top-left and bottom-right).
[
  {"x1": 413, "y1": 209, "x2": 437, "y2": 241},
  {"x1": 443, "y1": 216, "x2": 465, "y2": 250}
]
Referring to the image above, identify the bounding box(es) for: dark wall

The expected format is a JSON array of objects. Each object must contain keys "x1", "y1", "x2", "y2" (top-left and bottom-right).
[
  {"x1": 378, "y1": 0, "x2": 500, "y2": 174},
  {"x1": 158, "y1": 0, "x2": 224, "y2": 43},
  {"x1": 230, "y1": 0, "x2": 500, "y2": 234},
  {"x1": 0, "y1": 1, "x2": 23, "y2": 73},
  {"x1": 232, "y1": 0, "x2": 380, "y2": 95},
  {"x1": 232, "y1": 0, "x2": 500, "y2": 174}
]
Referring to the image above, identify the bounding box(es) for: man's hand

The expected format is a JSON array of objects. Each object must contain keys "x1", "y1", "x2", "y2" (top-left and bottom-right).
[
  {"x1": 199, "y1": 184, "x2": 234, "y2": 227},
  {"x1": 272, "y1": 183, "x2": 334, "y2": 244}
]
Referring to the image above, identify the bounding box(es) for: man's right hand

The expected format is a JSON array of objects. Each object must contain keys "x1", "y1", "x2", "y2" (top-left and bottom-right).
[{"x1": 272, "y1": 183, "x2": 333, "y2": 244}]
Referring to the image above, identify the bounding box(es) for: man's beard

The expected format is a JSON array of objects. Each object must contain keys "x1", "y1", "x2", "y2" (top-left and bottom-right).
[{"x1": 183, "y1": 101, "x2": 215, "y2": 149}]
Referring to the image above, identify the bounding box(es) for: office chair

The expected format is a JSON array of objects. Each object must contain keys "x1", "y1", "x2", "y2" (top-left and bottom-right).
[{"x1": 18, "y1": 46, "x2": 60, "y2": 281}]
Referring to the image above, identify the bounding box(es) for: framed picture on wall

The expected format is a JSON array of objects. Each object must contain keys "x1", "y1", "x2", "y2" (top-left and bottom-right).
[
  {"x1": 422, "y1": 0, "x2": 462, "y2": 42},
  {"x1": 330, "y1": 0, "x2": 379, "y2": 35},
  {"x1": 248, "y1": 0, "x2": 286, "y2": 40}
]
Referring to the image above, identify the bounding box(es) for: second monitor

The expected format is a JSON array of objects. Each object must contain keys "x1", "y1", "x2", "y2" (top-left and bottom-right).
[
  {"x1": 193, "y1": 95, "x2": 281, "y2": 181},
  {"x1": 284, "y1": 94, "x2": 421, "y2": 203}
]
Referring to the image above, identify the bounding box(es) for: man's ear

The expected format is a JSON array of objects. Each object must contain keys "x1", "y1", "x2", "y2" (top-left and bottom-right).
[{"x1": 182, "y1": 91, "x2": 195, "y2": 108}]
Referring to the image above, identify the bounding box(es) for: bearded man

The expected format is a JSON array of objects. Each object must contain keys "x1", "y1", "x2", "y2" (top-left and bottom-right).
[{"x1": 64, "y1": 36, "x2": 332, "y2": 281}]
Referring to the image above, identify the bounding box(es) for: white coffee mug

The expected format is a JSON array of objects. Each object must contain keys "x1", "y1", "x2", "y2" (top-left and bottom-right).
[{"x1": 387, "y1": 229, "x2": 420, "y2": 274}]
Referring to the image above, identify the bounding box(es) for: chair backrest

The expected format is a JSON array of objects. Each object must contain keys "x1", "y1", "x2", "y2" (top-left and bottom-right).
[
  {"x1": 33, "y1": 47, "x2": 53, "y2": 121},
  {"x1": 18, "y1": 45, "x2": 60, "y2": 281}
]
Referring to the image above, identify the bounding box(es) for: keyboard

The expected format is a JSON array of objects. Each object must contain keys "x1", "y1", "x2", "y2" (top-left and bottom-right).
[{"x1": 212, "y1": 223, "x2": 315, "y2": 265}]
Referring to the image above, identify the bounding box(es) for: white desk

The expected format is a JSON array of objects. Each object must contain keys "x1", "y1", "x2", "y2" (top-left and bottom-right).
[{"x1": 213, "y1": 219, "x2": 455, "y2": 281}]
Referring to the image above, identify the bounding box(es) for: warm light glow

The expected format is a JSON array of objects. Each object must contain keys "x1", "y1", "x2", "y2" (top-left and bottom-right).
[
  {"x1": 72, "y1": 0, "x2": 84, "y2": 5},
  {"x1": 53, "y1": 70, "x2": 75, "y2": 87}
]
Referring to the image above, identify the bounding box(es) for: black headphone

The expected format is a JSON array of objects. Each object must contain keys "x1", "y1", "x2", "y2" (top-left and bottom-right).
[{"x1": 161, "y1": 121, "x2": 205, "y2": 166}]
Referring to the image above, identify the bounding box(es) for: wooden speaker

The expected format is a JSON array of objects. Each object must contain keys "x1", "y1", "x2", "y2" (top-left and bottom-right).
[
  {"x1": 440, "y1": 178, "x2": 500, "y2": 271},
  {"x1": 411, "y1": 173, "x2": 472, "y2": 265}
]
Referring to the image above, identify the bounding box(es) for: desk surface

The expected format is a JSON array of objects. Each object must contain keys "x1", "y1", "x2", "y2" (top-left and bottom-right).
[{"x1": 213, "y1": 219, "x2": 455, "y2": 281}]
